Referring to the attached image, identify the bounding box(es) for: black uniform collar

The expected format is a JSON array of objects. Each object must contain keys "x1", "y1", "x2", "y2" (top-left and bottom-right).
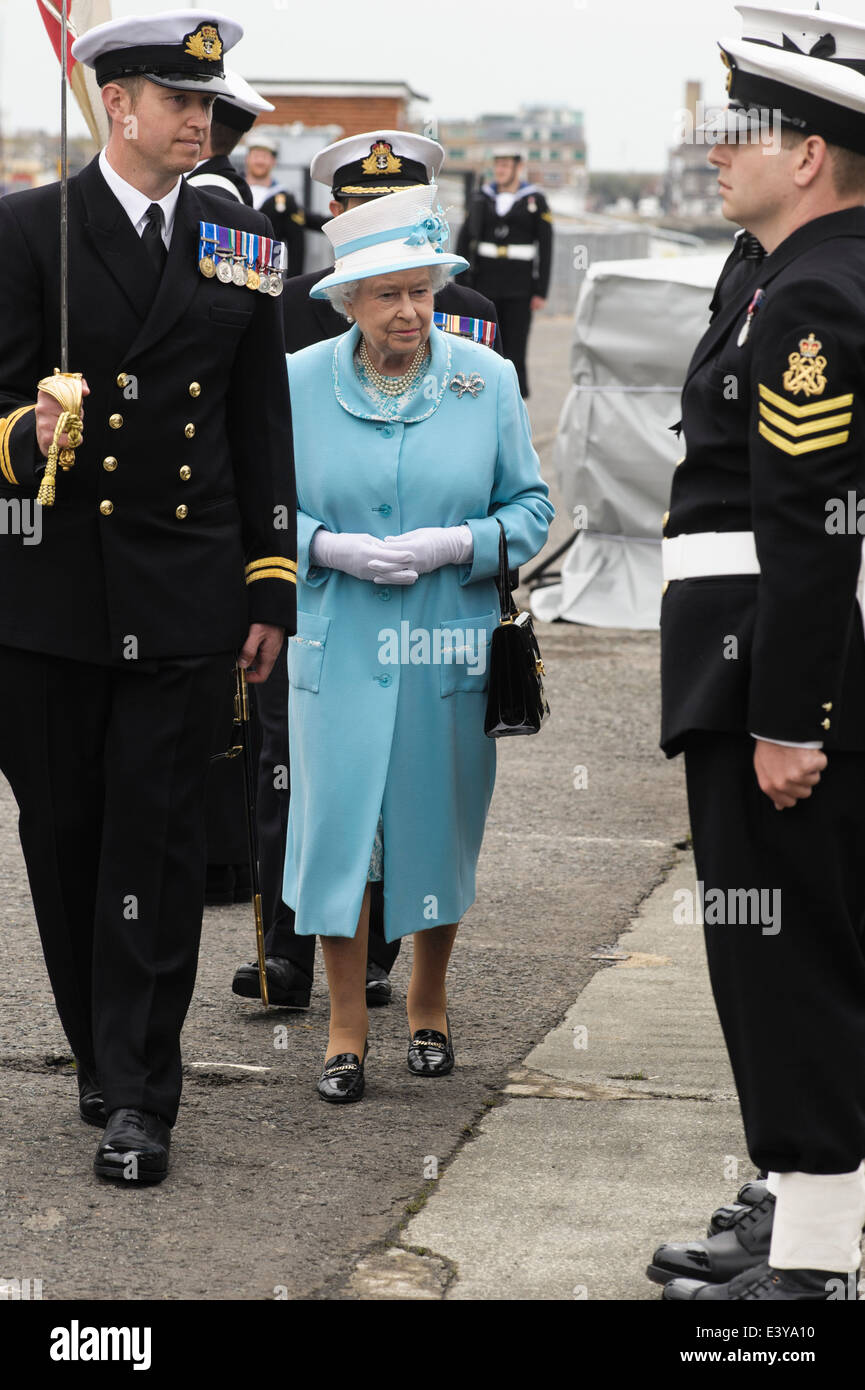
[{"x1": 686, "y1": 205, "x2": 865, "y2": 388}]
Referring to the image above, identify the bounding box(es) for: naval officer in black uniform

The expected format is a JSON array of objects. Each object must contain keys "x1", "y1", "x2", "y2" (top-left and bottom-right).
[
  {"x1": 650, "y1": 13, "x2": 865, "y2": 1300},
  {"x1": 457, "y1": 145, "x2": 552, "y2": 398},
  {"x1": 187, "y1": 68, "x2": 274, "y2": 206},
  {"x1": 231, "y1": 128, "x2": 502, "y2": 1011},
  {"x1": 0, "y1": 10, "x2": 296, "y2": 1184}
]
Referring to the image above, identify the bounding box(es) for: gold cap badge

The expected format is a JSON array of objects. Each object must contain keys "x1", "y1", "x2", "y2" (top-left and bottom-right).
[
  {"x1": 184, "y1": 23, "x2": 223, "y2": 62},
  {"x1": 362, "y1": 141, "x2": 403, "y2": 176}
]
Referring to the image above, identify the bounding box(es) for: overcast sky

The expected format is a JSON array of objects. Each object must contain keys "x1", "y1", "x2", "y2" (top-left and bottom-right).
[{"x1": 4, "y1": 0, "x2": 865, "y2": 170}]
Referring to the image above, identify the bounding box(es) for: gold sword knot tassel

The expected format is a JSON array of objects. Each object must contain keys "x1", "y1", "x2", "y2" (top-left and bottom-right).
[{"x1": 36, "y1": 370, "x2": 84, "y2": 507}]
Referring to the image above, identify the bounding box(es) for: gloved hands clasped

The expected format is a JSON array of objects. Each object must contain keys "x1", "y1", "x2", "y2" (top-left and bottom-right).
[{"x1": 311, "y1": 524, "x2": 474, "y2": 585}]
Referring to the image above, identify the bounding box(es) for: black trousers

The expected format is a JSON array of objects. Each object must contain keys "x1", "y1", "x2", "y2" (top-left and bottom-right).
[
  {"x1": 493, "y1": 296, "x2": 533, "y2": 398},
  {"x1": 684, "y1": 731, "x2": 865, "y2": 1173},
  {"x1": 0, "y1": 644, "x2": 231, "y2": 1126},
  {"x1": 254, "y1": 641, "x2": 399, "y2": 976}
]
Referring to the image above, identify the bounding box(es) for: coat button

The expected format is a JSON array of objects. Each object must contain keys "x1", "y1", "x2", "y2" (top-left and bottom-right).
[
  {"x1": 184, "y1": 423, "x2": 196, "y2": 439},
  {"x1": 381, "y1": 426, "x2": 394, "y2": 438},
  {"x1": 379, "y1": 503, "x2": 392, "y2": 517},
  {"x1": 822, "y1": 702, "x2": 833, "y2": 711},
  {"x1": 99, "y1": 499, "x2": 113, "y2": 516},
  {"x1": 116, "y1": 373, "x2": 128, "y2": 389},
  {"x1": 188, "y1": 382, "x2": 201, "y2": 398},
  {"x1": 378, "y1": 587, "x2": 391, "y2": 601},
  {"x1": 821, "y1": 717, "x2": 831, "y2": 730},
  {"x1": 109, "y1": 413, "x2": 123, "y2": 429},
  {"x1": 176, "y1": 504, "x2": 189, "y2": 520},
  {"x1": 179, "y1": 465, "x2": 192, "y2": 481},
  {"x1": 102, "y1": 456, "x2": 118, "y2": 472},
  {"x1": 377, "y1": 673, "x2": 392, "y2": 687}
]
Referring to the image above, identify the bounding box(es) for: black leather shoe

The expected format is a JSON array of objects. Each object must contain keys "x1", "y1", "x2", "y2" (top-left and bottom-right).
[
  {"x1": 93, "y1": 1108, "x2": 170, "y2": 1185},
  {"x1": 647, "y1": 1192, "x2": 775, "y2": 1285},
  {"x1": 708, "y1": 1179, "x2": 771, "y2": 1235},
  {"x1": 366, "y1": 961, "x2": 392, "y2": 1007},
  {"x1": 663, "y1": 1261, "x2": 852, "y2": 1301},
  {"x1": 317, "y1": 1042, "x2": 368, "y2": 1103},
  {"x1": 407, "y1": 1014, "x2": 454, "y2": 1076},
  {"x1": 75, "y1": 1060, "x2": 107, "y2": 1128},
  {"x1": 232, "y1": 956, "x2": 312, "y2": 1008}
]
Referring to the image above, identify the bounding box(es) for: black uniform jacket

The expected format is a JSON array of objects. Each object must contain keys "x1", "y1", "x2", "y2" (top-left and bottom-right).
[
  {"x1": 661, "y1": 207, "x2": 865, "y2": 756},
  {"x1": 0, "y1": 155, "x2": 296, "y2": 665},
  {"x1": 187, "y1": 154, "x2": 253, "y2": 206},
  {"x1": 281, "y1": 268, "x2": 503, "y2": 356},
  {"x1": 457, "y1": 183, "x2": 553, "y2": 300}
]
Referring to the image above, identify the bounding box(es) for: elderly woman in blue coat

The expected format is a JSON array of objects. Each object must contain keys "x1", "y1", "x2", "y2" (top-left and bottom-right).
[{"x1": 283, "y1": 185, "x2": 553, "y2": 1102}]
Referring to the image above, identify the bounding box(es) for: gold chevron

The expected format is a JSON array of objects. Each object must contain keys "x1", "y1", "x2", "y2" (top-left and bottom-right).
[
  {"x1": 758, "y1": 383, "x2": 854, "y2": 419},
  {"x1": 245, "y1": 555, "x2": 298, "y2": 575},
  {"x1": 0, "y1": 405, "x2": 35, "y2": 486},
  {"x1": 758, "y1": 421, "x2": 849, "y2": 455},
  {"x1": 245, "y1": 568, "x2": 297, "y2": 584},
  {"x1": 759, "y1": 402, "x2": 852, "y2": 438}
]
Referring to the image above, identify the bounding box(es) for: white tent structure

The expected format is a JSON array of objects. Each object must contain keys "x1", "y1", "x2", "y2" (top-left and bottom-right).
[{"x1": 531, "y1": 252, "x2": 730, "y2": 630}]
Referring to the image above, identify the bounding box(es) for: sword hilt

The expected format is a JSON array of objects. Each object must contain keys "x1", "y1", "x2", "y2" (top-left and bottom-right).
[{"x1": 36, "y1": 370, "x2": 84, "y2": 508}]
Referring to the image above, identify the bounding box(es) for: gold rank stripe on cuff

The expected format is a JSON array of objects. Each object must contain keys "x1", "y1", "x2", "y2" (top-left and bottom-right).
[
  {"x1": 0, "y1": 404, "x2": 36, "y2": 486},
  {"x1": 757, "y1": 383, "x2": 853, "y2": 456},
  {"x1": 245, "y1": 556, "x2": 298, "y2": 585}
]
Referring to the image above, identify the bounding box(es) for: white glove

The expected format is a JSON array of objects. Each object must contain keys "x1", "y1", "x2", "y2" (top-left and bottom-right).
[
  {"x1": 310, "y1": 528, "x2": 417, "y2": 584},
  {"x1": 382, "y1": 524, "x2": 474, "y2": 581}
]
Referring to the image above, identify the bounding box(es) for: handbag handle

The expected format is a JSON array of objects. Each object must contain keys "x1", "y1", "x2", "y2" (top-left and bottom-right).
[{"x1": 495, "y1": 519, "x2": 518, "y2": 621}]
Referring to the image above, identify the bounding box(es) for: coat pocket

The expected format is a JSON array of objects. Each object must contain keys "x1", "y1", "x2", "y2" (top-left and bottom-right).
[
  {"x1": 438, "y1": 612, "x2": 497, "y2": 697},
  {"x1": 287, "y1": 611, "x2": 330, "y2": 693}
]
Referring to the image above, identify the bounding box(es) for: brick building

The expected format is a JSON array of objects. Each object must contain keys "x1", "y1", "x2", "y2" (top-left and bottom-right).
[{"x1": 248, "y1": 79, "x2": 427, "y2": 137}]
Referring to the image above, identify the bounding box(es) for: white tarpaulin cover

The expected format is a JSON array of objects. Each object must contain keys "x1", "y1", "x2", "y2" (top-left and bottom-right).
[{"x1": 532, "y1": 251, "x2": 729, "y2": 629}]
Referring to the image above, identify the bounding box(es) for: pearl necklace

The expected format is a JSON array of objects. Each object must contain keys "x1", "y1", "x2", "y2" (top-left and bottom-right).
[{"x1": 358, "y1": 338, "x2": 429, "y2": 396}]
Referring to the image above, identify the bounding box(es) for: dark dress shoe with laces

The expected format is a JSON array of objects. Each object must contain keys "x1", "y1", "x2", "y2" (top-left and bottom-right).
[
  {"x1": 708, "y1": 1178, "x2": 770, "y2": 1235},
  {"x1": 232, "y1": 956, "x2": 312, "y2": 1008},
  {"x1": 93, "y1": 1108, "x2": 170, "y2": 1185},
  {"x1": 317, "y1": 1042, "x2": 368, "y2": 1103},
  {"x1": 75, "y1": 1060, "x2": 107, "y2": 1128},
  {"x1": 365, "y1": 961, "x2": 392, "y2": 1007},
  {"x1": 662, "y1": 1260, "x2": 852, "y2": 1301},
  {"x1": 647, "y1": 1191, "x2": 775, "y2": 1284},
  {"x1": 407, "y1": 1014, "x2": 454, "y2": 1076}
]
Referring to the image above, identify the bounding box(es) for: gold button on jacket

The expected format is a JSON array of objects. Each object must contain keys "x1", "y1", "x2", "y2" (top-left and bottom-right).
[
  {"x1": 184, "y1": 423, "x2": 195, "y2": 439},
  {"x1": 175, "y1": 504, "x2": 188, "y2": 520},
  {"x1": 179, "y1": 465, "x2": 191, "y2": 481},
  {"x1": 109, "y1": 413, "x2": 123, "y2": 429},
  {"x1": 99, "y1": 500, "x2": 113, "y2": 516},
  {"x1": 188, "y1": 382, "x2": 201, "y2": 398},
  {"x1": 116, "y1": 373, "x2": 128, "y2": 389},
  {"x1": 103, "y1": 456, "x2": 118, "y2": 472}
]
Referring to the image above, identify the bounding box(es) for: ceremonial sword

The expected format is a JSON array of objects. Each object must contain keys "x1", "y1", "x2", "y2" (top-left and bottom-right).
[{"x1": 36, "y1": 0, "x2": 85, "y2": 508}]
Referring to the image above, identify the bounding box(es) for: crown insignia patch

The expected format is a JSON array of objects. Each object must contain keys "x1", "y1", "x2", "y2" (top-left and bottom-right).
[
  {"x1": 362, "y1": 141, "x2": 402, "y2": 176},
  {"x1": 782, "y1": 333, "x2": 827, "y2": 397},
  {"x1": 184, "y1": 23, "x2": 223, "y2": 62}
]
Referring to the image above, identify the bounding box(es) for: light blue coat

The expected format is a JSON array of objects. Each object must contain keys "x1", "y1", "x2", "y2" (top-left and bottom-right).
[{"x1": 283, "y1": 323, "x2": 553, "y2": 941}]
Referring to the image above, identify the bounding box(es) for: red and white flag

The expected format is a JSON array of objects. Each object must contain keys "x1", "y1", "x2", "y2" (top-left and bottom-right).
[{"x1": 36, "y1": 1, "x2": 112, "y2": 147}]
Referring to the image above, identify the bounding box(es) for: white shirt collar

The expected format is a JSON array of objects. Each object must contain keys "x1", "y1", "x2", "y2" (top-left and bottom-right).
[{"x1": 98, "y1": 148, "x2": 182, "y2": 243}]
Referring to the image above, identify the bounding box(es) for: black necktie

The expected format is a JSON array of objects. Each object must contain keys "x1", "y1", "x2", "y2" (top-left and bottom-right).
[{"x1": 142, "y1": 202, "x2": 168, "y2": 275}]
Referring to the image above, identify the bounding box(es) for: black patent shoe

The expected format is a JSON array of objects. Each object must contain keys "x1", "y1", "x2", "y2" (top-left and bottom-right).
[
  {"x1": 232, "y1": 956, "x2": 312, "y2": 1008},
  {"x1": 663, "y1": 1261, "x2": 854, "y2": 1301},
  {"x1": 366, "y1": 961, "x2": 393, "y2": 1007},
  {"x1": 407, "y1": 1014, "x2": 454, "y2": 1076},
  {"x1": 647, "y1": 1192, "x2": 775, "y2": 1285},
  {"x1": 75, "y1": 1059, "x2": 107, "y2": 1128},
  {"x1": 317, "y1": 1042, "x2": 368, "y2": 1104},
  {"x1": 93, "y1": 1108, "x2": 170, "y2": 1185},
  {"x1": 708, "y1": 1179, "x2": 771, "y2": 1235}
]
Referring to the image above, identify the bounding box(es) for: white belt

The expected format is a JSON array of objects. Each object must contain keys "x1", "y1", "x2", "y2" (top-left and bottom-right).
[
  {"x1": 477, "y1": 241, "x2": 536, "y2": 261},
  {"x1": 662, "y1": 531, "x2": 759, "y2": 582},
  {"x1": 663, "y1": 529, "x2": 865, "y2": 621}
]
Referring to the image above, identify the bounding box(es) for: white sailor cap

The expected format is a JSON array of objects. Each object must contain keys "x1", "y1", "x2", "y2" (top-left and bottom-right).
[
  {"x1": 699, "y1": 24, "x2": 865, "y2": 154},
  {"x1": 247, "y1": 134, "x2": 280, "y2": 156},
  {"x1": 72, "y1": 9, "x2": 242, "y2": 98},
  {"x1": 491, "y1": 144, "x2": 525, "y2": 160},
  {"x1": 735, "y1": 5, "x2": 865, "y2": 67},
  {"x1": 310, "y1": 130, "x2": 445, "y2": 198},
  {"x1": 212, "y1": 70, "x2": 274, "y2": 135}
]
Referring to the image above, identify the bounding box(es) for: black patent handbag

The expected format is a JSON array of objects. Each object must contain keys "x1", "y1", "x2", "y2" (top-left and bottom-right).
[{"x1": 484, "y1": 520, "x2": 550, "y2": 738}]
